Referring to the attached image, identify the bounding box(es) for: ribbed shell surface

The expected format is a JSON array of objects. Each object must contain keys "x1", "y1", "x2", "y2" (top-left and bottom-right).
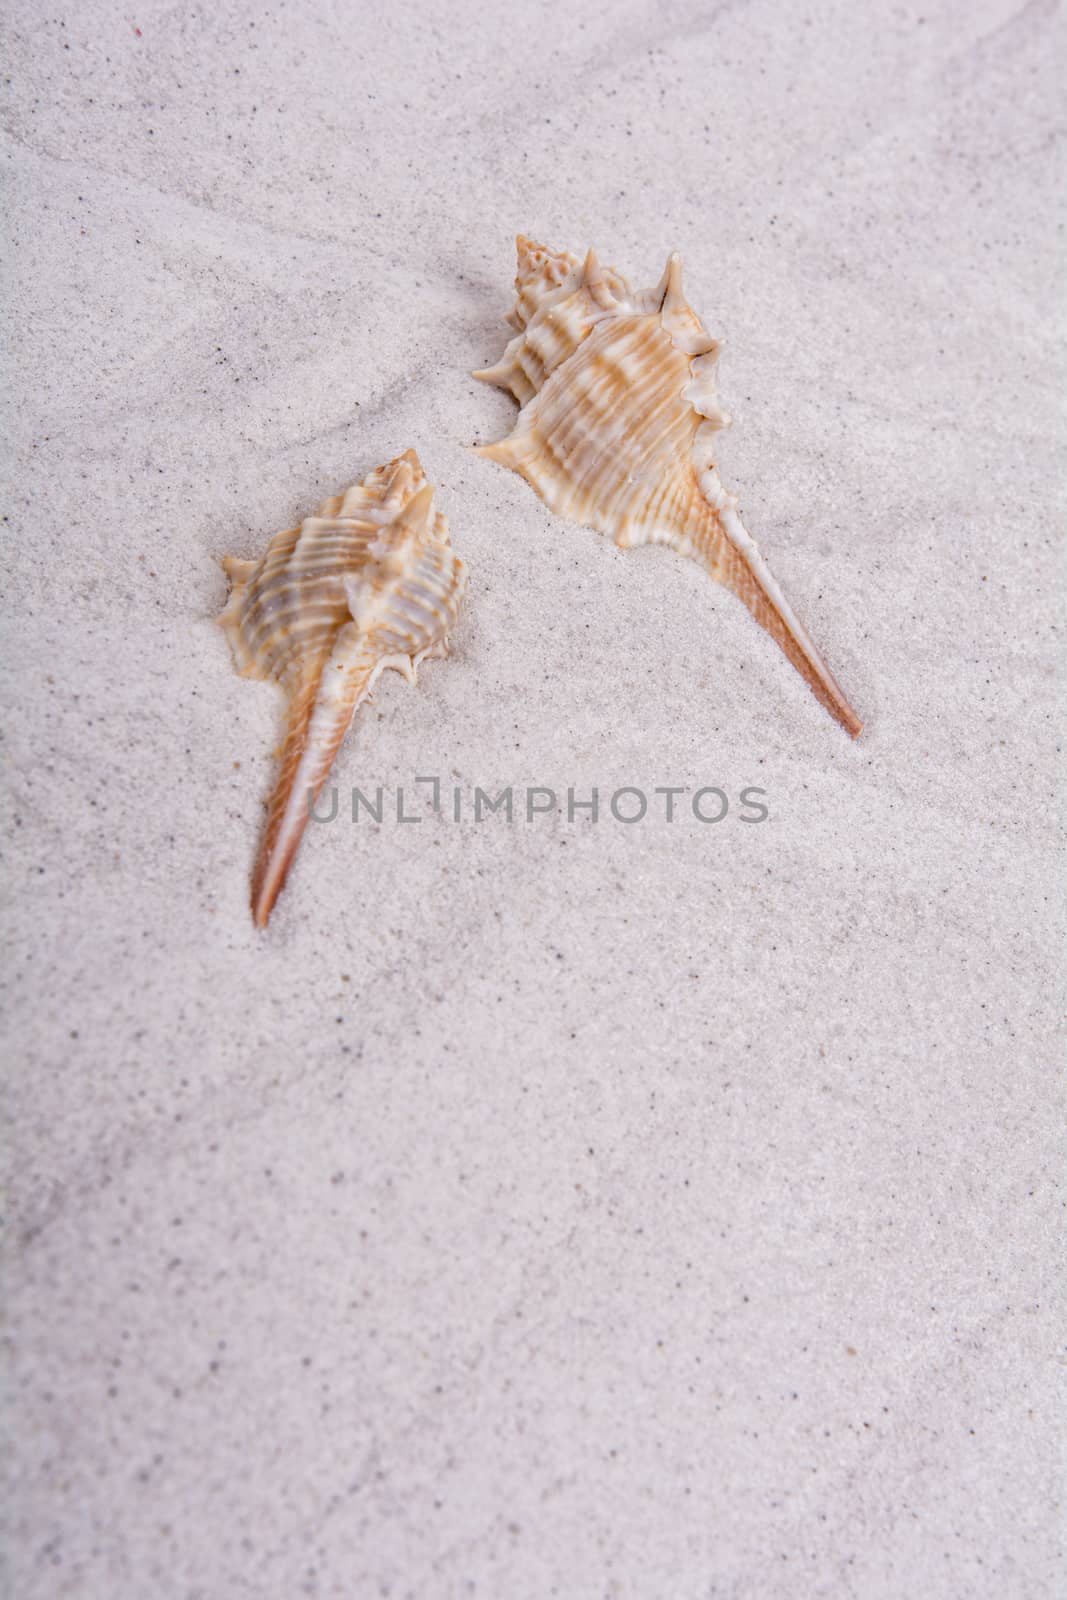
[
  {"x1": 502, "y1": 312, "x2": 699, "y2": 539},
  {"x1": 221, "y1": 464, "x2": 463, "y2": 688},
  {"x1": 476, "y1": 237, "x2": 862, "y2": 738},
  {"x1": 219, "y1": 451, "x2": 466, "y2": 926}
]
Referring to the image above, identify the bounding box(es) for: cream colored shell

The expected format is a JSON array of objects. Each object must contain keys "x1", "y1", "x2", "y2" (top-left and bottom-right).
[
  {"x1": 219, "y1": 450, "x2": 466, "y2": 926},
  {"x1": 475, "y1": 236, "x2": 862, "y2": 737}
]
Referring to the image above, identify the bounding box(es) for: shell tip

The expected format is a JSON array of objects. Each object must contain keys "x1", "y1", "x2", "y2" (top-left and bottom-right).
[
  {"x1": 251, "y1": 885, "x2": 274, "y2": 929},
  {"x1": 580, "y1": 246, "x2": 615, "y2": 308},
  {"x1": 403, "y1": 482, "x2": 435, "y2": 529},
  {"x1": 657, "y1": 251, "x2": 685, "y2": 311},
  {"x1": 473, "y1": 438, "x2": 517, "y2": 465}
]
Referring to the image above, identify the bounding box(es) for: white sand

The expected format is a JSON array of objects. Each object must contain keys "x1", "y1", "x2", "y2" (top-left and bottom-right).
[{"x1": 2, "y1": 1, "x2": 1062, "y2": 1594}]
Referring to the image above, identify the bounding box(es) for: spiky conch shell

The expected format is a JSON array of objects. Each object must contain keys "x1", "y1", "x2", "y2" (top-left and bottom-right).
[
  {"x1": 475, "y1": 236, "x2": 862, "y2": 738},
  {"x1": 219, "y1": 450, "x2": 466, "y2": 927}
]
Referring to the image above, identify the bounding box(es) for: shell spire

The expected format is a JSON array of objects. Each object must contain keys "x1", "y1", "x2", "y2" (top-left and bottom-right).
[
  {"x1": 474, "y1": 237, "x2": 862, "y2": 738},
  {"x1": 219, "y1": 452, "x2": 467, "y2": 927}
]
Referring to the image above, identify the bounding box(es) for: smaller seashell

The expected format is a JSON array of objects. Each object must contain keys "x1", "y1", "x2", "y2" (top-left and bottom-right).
[{"x1": 219, "y1": 450, "x2": 466, "y2": 926}]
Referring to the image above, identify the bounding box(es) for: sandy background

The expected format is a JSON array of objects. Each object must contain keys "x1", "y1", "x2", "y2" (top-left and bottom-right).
[{"x1": 2, "y1": 0, "x2": 1063, "y2": 1595}]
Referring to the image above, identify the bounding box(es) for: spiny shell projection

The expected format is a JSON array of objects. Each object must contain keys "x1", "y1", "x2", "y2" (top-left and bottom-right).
[
  {"x1": 475, "y1": 236, "x2": 862, "y2": 737},
  {"x1": 219, "y1": 450, "x2": 466, "y2": 927}
]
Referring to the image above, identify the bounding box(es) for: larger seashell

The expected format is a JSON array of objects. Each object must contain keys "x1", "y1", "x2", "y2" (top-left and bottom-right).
[
  {"x1": 475, "y1": 236, "x2": 862, "y2": 737},
  {"x1": 219, "y1": 450, "x2": 467, "y2": 927}
]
